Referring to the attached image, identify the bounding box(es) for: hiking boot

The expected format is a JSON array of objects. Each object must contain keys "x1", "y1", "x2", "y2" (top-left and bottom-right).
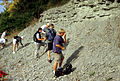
[{"x1": 48, "y1": 59, "x2": 52, "y2": 63}]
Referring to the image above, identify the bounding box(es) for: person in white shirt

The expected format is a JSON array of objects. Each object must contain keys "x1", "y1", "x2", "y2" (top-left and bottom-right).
[
  {"x1": 0, "y1": 39, "x2": 7, "y2": 48},
  {"x1": 41, "y1": 23, "x2": 50, "y2": 34},
  {"x1": 0, "y1": 30, "x2": 8, "y2": 39}
]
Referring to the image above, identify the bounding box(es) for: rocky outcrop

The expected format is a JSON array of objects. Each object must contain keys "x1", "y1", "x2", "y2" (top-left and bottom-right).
[{"x1": 0, "y1": 0, "x2": 120, "y2": 81}]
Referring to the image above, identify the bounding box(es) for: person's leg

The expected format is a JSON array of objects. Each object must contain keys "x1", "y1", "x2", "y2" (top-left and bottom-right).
[
  {"x1": 53, "y1": 53, "x2": 60, "y2": 73},
  {"x1": 13, "y1": 44, "x2": 16, "y2": 52},
  {"x1": 16, "y1": 43, "x2": 19, "y2": 51},
  {"x1": 47, "y1": 42, "x2": 53, "y2": 60},
  {"x1": 13, "y1": 39, "x2": 16, "y2": 53},
  {"x1": 0, "y1": 44, "x2": 3, "y2": 48},
  {"x1": 35, "y1": 43, "x2": 38, "y2": 54},
  {"x1": 59, "y1": 54, "x2": 64, "y2": 68},
  {"x1": 47, "y1": 43, "x2": 51, "y2": 60},
  {"x1": 53, "y1": 62, "x2": 58, "y2": 72},
  {"x1": 48, "y1": 50, "x2": 50, "y2": 59},
  {"x1": 35, "y1": 43, "x2": 41, "y2": 57}
]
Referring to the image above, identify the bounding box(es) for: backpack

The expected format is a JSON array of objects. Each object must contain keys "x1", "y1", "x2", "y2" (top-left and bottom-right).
[
  {"x1": 33, "y1": 31, "x2": 41, "y2": 43},
  {"x1": 55, "y1": 68, "x2": 63, "y2": 77},
  {"x1": 55, "y1": 63, "x2": 73, "y2": 77},
  {"x1": 47, "y1": 29, "x2": 56, "y2": 41},
  {"x1": 63, "y1": 63, "x2": 72, "y2": 75}
]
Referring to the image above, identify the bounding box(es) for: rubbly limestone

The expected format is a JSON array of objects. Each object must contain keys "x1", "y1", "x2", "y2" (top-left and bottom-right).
[{"x1": 0, "y1": 0, "x2": 120, "y2": 81}]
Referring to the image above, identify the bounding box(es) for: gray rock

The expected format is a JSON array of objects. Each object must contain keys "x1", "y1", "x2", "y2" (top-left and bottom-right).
[{"x1": 0, "y1": 0, "x2": 120, "y2": 81}]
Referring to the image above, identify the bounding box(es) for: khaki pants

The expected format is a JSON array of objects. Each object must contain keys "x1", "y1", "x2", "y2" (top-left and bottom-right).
[
  {"x1": 54, "y1": 53, "x2": 64, "y2": 63},
  {"x1": 35, "y1": 42, "x2": 46, "y2": 55}
]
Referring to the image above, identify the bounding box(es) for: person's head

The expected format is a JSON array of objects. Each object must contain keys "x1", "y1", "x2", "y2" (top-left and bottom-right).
[
  {"x1": 5, "y1": 30, "x2": 8, "y2": 33},
  {"x1": 46, "y1": 23, "x2": 50, "y2": 28},
  {"x1": 38, "y1": 28, "x2": 42, "y2": 32},
  {"x1": 50, "y1": 24, "x2": 54, "y2": 29},
  {"x1": 58, "y1": 28, "x2": 65, "y2": 36}
]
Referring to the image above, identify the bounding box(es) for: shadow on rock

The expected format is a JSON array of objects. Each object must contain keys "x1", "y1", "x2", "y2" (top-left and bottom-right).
[
  {"x1": 18, "y1": 43, "x2": 31, "y2": 50},
  {"x1": 62, "y1": 46, "x2": 84, "y2": 75},
  {"x1": 57, "y1": 46, "x2": 84, "y2": 77},
  {"x1": 66, "y1": 46, "x2": 84, "y2": 64}
]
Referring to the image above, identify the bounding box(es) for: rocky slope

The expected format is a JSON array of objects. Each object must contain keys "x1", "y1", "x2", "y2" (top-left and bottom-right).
[{"x1": 0, "y1": 0, "x2": 120, "y2": 81}]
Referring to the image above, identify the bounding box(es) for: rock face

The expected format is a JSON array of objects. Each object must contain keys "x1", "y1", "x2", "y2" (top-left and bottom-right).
[{"x1": 0, "y1": 0, "x2": 120, "y2": 81}]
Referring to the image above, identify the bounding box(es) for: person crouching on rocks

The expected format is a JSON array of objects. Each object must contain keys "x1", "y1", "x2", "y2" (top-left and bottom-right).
[
  {"x1": 33, "y1": 28, "x2": 46, "y2": 58},
  {"x1": 12, "y1": 36, "x2": 24, "y2": 54},
  {"x1": 0, "y1": 39, "x2": 8, "y2": 48},
  {"x1": 0, "y1": 30, "x2": 8, "y2": 39},
  {"x1": 53, "y1": 28, "x2": 66, "y2": 74}
]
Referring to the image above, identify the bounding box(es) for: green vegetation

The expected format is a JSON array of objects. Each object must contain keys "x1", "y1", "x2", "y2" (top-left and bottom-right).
[
  {"x1": 89, "y1": 72, "x2": 95, "y2": 76},
  {"x1": 0, "y1": 0, "x2": 70, "y2": 34}
]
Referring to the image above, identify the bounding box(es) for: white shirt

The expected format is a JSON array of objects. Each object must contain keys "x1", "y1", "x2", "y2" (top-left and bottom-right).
[
  {"x1": 41, "y1": 25, "x2": 47, "y2": 34},
  {"x1": 1, "y1": 32, "x2": 6, "y2": 39},
  {"x1": 0, "y1": 39, "x2": 5, "y2": 44},
  {"x1": 36, "y1": 33, "x2": 40, "y2": 39}
]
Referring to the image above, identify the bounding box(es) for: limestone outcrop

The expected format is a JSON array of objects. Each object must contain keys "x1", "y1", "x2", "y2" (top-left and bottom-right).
[{"x1": 0, "y1": 0, "x2": 120, "y2": 81}]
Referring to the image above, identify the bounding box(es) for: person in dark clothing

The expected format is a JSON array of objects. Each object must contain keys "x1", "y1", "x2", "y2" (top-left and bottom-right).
[
  {"x1": 34, "y1": 28, "x2": 46, "y2": 58},
  {"x1": 45, "y1": 24, "x2": 56, "y2": 63},
  {"x1": 12, "y1": 36, "x2": 24, "y2": 54}
]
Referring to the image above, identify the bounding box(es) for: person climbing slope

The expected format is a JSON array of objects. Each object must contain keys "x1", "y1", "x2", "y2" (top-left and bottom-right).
[
  {"x1": 0, "y1": 30, "x2": 8, "y2": 39},
  {"x1": 0, "y1": 38, "x2": 7, "y2": 48},
  {"x1": 12, "y1": 36, "x2": 24, "y2": 54}
]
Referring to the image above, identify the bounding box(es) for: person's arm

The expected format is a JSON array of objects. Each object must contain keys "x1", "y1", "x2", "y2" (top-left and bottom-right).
[
  {"x1": 56, "y1": 44, "x2": 64, "y2": 50},
  {"x1": 55, "y1": 36, "x2": 65, "y2": 50},
  {"x1": 19, "y1": 38, "x2": 24, "y2": 46},
  {"x1": 63, "y1": 33, "x2": 66, "y2": 43},
  {"x1": 38, "y1": 38, "x2": 46, "y2": 41}
]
